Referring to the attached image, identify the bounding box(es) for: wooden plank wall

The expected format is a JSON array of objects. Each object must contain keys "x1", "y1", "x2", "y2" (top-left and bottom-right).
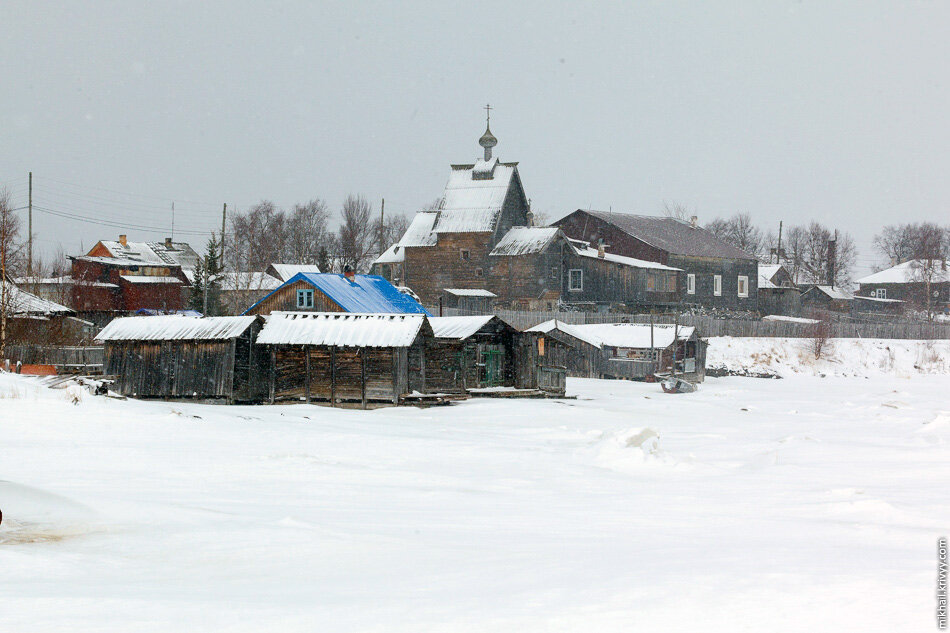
[
  {"x1": 104, "y1": 341, "x2": 235, "y2": 399},
  {"x1": 271, "y1": 345, "x2": 400, "y2": 406}
]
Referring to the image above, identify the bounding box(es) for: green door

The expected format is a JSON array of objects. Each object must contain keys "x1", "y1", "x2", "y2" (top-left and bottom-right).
[{"x1": 480, "y1": 347, "x2": 503, "y2": 387}]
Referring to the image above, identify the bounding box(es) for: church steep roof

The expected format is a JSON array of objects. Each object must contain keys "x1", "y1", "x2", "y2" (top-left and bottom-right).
[{"x1": 433, "y1": 162, "x2": 520, "y2": 234}]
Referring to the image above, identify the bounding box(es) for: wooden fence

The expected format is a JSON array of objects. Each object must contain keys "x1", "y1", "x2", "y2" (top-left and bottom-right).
[
  {"x1": 429, "y1": 307, "x2": 950, "y2": 340},
  {"x1": 5, "y1": 345, "x2": 105, "y2": 374}
]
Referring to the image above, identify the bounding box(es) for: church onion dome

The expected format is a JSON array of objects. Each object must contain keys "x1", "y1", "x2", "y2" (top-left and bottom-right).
[{"x1": 479, "y1": 126, "x2": 498, "y2": 149}]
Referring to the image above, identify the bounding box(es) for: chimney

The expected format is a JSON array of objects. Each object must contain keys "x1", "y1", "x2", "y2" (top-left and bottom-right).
[
  {"x1": 343, "y1": 265, "x2": 356, "y2": 282},
  {"x1": 526, "y1": 210, "x2": 534, "y2": 227},
  {"x1": 597, "y1": 241, "x2": 606, "y2": 259},
  {"x1": 690, "y1": 216, "x2": 698, "y2": 228},
  {"x1": 119, "y1": 234, "x2": 127, "y2": 246},
  {"x1": 165, "y1": 237, "x2": 173, "y2": 248}
]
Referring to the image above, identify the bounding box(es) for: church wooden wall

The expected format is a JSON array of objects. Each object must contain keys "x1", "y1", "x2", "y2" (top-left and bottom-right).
[{"x1": 403, "y1": 234, "x2": 493, "y2": 306}]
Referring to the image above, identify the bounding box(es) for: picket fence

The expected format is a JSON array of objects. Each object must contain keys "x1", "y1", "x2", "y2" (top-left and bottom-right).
[
  {"x1": 429, "y1": 307, "x2": 950, "y2": 340},
  {"x1": 5, "y1": 345, "x2": 104, "y2": 373}
]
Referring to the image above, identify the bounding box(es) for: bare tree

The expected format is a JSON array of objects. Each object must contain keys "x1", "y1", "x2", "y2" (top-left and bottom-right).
[
  {"x1": 372, "y1": 212, "x2": 410, "y2": 253},
  {"x1": 227, "y1": 200, "x2": 288, "y2": 272},
  {"x1": 0, "y1": 189, "x2": 25, "y2": 357},
  {"x1": 704, "y1": 213, "x2": 765, "y2": 259},
  {"x1": 872, "y1": 222, "x2": 947, "y2": 267},
  {"x1": 777, "y1": 222, "x2": 856, "y2": 287},
  {"x1": 337, "y1": 195, "x2": 375, "y2": 272},
  {"x1": 286, "y1": 199, "x2": 331, "y2": 265},
  {"x1": 422, "y1": 197, "x2": 443, "y2": 212},
  {"x1": 661, "y1": 201, "x2": 694, "y2": 221}
]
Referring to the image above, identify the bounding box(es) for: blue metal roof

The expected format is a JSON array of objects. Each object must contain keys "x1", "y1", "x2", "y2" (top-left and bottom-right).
[{"x1": 243, "y1": 273, "x2": 431, "y2": 316}]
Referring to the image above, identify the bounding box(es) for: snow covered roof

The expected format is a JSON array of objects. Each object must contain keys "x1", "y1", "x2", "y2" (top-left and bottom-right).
[
  {"x1": 757, "y1": 264, "x2": 784, "y2": 289},
  {"x1": 119, "y1": 275, "x2": 183, "y2": 284},
  {"x1": 443, "y1": 288, "x2": 497, "y2": 297},
  {"x1": 489, "y1": 227, "x2": 560, "y2": 256},
  {"x1": 218, "y1": 272, "x2": 282, "y2": 291},
  {"x1": 762, "y1": 315, "x2": 820, "y2": 324},
  {"x1": 267, "y1": 263, "x2": 322, "y2": 282},
  {"x1": 433, "y1": 162, "x2": 520, "y2": 234},
  {"x1": 571, "y1": 245, "x2": 681, "y2": 271},
  {"x1": 96, "y1": 315, "x2": 258, "y2": 341},
  {"x1": 95, "y1": 240, "x2": 200, "y2": 273},
  {"x1": 428, "y1": 315, "x2": 497, "y2": 340},
  {"x1": 73, "y1": 255, "x2": 176, "y2": 268},
  {"x1": 398, "y1": 212, "x2": 439, "y2": 247},
  {"x1": 14, "y1": 275, "x2": 117, "y2": 288},
  {"x1": 2, "y1": 281, "x2": 72, "y2": 315},
  {"x1": 564, "y1": 211, "x2": 756, "y2": 260},
  {"x1": 809, "y1": 285, "x2": 853, "y2": 300},
  {"x1": 374, "y1": 244, "x2": 405, "y2": 265},
  {"x1": 257, "y1": 312, "x2": 426, "y2": 348},
  {"x1": 526, "y1": 319, "x2": 605, "y2": 348},
  {"x1": 853, "y1": 295, "x2": 904, "y2": 304},
  {"x1": 855, "y1": 259, "x2": 950, "y2": 285},
  {"x1": 244, "y1": 273, "x2": 431, "y2": 316},
  {"x1": 570, "y1": 322, "x2": 695, "y2": 349}
]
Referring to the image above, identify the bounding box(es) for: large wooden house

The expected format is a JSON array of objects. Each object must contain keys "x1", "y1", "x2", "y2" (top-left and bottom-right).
[{"x1": 554, "y1": 210, "x2": 759, "y2": 311}]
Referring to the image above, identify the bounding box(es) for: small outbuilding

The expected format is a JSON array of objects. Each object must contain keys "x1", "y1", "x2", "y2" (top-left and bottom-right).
[
  {"x1": 525, "y1": 319, "x2": 606, "y2": 379},
  {"x1": 256, "y1": 312, "x2": 434, "y2": 407},
  {"x1": 569, "y1": 322, "x2": 706, "y2": 382},
  {"x1": 96, "y1": 315, "x2": 266, "y2": 402},
  {"x1": 440, "y1": 288, "x2": 497, "y2": 313},
  {"x1": 426, "y1": 315, "x2": 519, "y2": 392}
]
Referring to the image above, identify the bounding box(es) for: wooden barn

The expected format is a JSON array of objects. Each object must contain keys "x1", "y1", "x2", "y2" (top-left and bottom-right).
[
  {"x1": 510, "y1": 330, "x2": 568, "y2": 396},
  {"x1": 96, "y1": 315, "x2": 266, "y2": 402},
  {"x1": 524, "y1": 319, "x2": 606, "y2": 379},
  {"x1": 256, "y1": 312, "x2": 434, "y2": 407},
  {"x1": 568, "y1": 322, "x2": 706, "y2": 382},
  {"x1": 425, "y1": 315, "x2": 519, "y2": 392},
  {"x1": 244, "y1": 271, "x2": 430, "y2": 316}
]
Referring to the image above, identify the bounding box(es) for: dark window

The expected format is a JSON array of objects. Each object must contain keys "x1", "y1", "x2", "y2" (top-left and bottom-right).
[
  {"x1": 460, "y1": 249, "x2": 470, "y2": 261},
  {"x1": 475, "y1": 267, "x2": 483, "y2": 277}
]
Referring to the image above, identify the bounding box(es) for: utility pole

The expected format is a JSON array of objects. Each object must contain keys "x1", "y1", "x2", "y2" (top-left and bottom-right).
[
  {"x1": 221, "y1": 203, "x2": 227, "y2": 262},
  {"x1": 775, "y1": 220, "x2": 782, "y2": 264},
  {"x1": 379, "y1": 198, "x2": 385, "y2": 256},
  {"x1": 27, "y1": 172, "x2": 32, "y2": 276},
  {"x1": 171, "y1": 202, "x2": 175, "y2": 240},
  {"x1": 827, "y1": 229, "x2": 838, "y2": 287}
]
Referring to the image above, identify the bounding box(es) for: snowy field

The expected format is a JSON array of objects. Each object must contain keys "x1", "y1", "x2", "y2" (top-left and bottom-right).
[{"x1": 1, "y1": 340, "x2": 949, "y2": 632}]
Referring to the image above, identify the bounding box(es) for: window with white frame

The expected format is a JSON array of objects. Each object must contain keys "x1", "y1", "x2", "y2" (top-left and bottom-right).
[
  {"x1": 568, "y1": 269, "x2": 583, "y2": 291},
  {"x1": 687, "y1": 273, "x2": 696, "y2": 295},
  {"x1": 737, "y1": 275, "x2": 749, "y2": 297},
  {"x1": 714, "y1": 274, "x2": 722, "y2": 296},
  {"x1": 873, "y1": 288, "x2": 886, "y2": 299},
  {"x1": 296, "y1": 288, "x2": 314, "y2": 309}
]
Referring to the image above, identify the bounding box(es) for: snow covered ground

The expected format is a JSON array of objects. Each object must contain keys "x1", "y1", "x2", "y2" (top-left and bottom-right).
[
  {"x1": 707, "y1": 336, "x2": 950, "y2": 378},
  {"x1": 1, "y1": 344, "x2": 949, "y2": 632}
]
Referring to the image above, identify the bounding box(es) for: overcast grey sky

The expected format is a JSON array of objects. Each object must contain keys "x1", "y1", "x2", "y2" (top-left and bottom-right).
[{"x1": 2, "y1": 1, "x2": 948, "y2": 274}]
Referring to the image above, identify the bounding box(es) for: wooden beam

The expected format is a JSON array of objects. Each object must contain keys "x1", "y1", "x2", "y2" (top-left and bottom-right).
[
  {"x1": 304, "y1": 345, "x2": 311, "y2": 404},
  {"x1": 330, "y1": 346, "x2": 336, "y2": 407},
  {"x1": 269, "y1": 347, "x2": 276, "y2": 404},
  {"x1": 360, "y1": 348, "x2": 367, "y2": 410}
]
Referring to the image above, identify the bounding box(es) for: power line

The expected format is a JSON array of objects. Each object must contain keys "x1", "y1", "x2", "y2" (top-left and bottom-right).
[{"x1": 32, "y1": 204, "x2": 215, "y2": 236}]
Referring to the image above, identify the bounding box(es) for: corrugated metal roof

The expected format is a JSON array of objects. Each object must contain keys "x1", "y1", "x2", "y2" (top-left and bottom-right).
[
  {"x1": 96, "y1": 315, "x2": 257, "y2": 341},
  {"x1": 566, "y1": 211, "x2": 756, "y2": 260},
  {"x1": 489, "y1": 227, "x2": 560, "y2": 256},
  {"x1": 257, "y1": 312, "x2": 425, "y2": 347},
  {"x1": 244, "y1": 273, "x2": 432, "y2": 316},
  {"x1": 428, "y1": 315, "x2": 495, "y2": 340},
  {"x1": 373, "y1": 244, "x2": 404, "y2": 264}
]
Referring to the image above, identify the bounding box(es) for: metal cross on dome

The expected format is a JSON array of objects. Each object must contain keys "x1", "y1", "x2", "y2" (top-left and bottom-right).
[{"x1": 484, "y1": 103, "x2": 492, "y2": 125}]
